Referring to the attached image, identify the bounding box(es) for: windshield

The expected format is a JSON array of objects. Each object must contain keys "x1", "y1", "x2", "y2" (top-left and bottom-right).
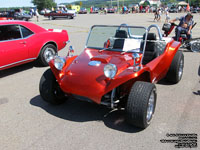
[{"x1": 86, "y1": 25, "x2": 146, "y2": 52}]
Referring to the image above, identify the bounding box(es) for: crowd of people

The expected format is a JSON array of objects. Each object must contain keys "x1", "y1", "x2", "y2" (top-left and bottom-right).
[{"x1": 29, "y1": 8, "x2": 39, "y2": 21}]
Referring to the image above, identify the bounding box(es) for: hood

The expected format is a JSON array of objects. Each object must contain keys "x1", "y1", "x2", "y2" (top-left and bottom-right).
[{"x1": 59, "y1": 48, "x2": 134, "y2": 103}]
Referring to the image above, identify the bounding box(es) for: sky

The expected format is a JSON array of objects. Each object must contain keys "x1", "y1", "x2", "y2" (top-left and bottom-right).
[{"x1": 0, "y1": 0, "x2": 76, "y2": 8}]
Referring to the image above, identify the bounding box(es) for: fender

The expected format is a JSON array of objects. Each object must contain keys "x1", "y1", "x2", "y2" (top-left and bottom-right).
[{"x1": 49, "y1": 55, "x2": 78, "y2": 82}]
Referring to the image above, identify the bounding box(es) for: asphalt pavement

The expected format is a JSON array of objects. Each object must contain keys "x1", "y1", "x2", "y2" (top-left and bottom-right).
[{"x1": 0, "y1": 13, "x2": 200, "y2": 150}]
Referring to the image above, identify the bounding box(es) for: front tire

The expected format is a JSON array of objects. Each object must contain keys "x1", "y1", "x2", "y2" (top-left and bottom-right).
[
  {"x1": 39, "y1": 69, "x2": 67, "y2": 105},
  {"x1": 67, "y1": 15, "x2": 73, "y2": 19},
  {"x1": 125, "y1": 81, "x2": 157, "y2": 129},
  {"x1": 166, "y1": 51, "x2": 184, "y2": 83},
  {"x1": 37, "y1": 44, "x2": 57, "y2": 66},
  {"x1": 49, "y1": 16, "x2": 54, "y2": 20}
]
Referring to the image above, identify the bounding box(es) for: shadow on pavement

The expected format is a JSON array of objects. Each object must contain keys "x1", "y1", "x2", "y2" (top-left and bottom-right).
[
  {"x1": 157, "y1": 79, "x2": 174, "y2": 85},
  {"x1": 198, "y1": 65, "x2": 200, "y2": 76},
  {"x1": 30, "y1": 95, "x2": 142, "y2": 133},
  {"x1": 0, "y1": 62, "x2": 34, "y2": 78},
  {"x1": 0, "y1": 61, "x2": 47, "y2": 78},
  {"x1": 193, "y1": 90, "x2": 200, "y2": 96}
]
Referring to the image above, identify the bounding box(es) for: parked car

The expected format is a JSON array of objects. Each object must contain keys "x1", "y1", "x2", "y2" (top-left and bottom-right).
[
  {"x1": 0, "y1": 11, "x2": 13, "y2": 20},
  {"x1": 90, "y1": 8, "x2": 99, "y2": 14},
  {"x1": 39, "y1": 24, "x2": 183, "y2": 129},
  {"x1": 78, "y1": 8, "x2": 87, "y2": 14},
  {"x1": 191, "y1": 8, "x2": 198, "y2": 13},
  {"x1": 40, "y1": 9, "x2": 51, "y2": 15},
  {"x1": 44, "y1": 10, "x2": 75, "y2": 20},
  {"x1": 107, "y1": 7, "x2": 115, "y2": 13},
  {"x1": 0, "y1": 11, "x2": 31, "y2": 21},
  {"x1": 169, "y1": 7, "x2": 178, "y2": 13},
  {"x1": 67, "y1": 9, "x2": 77, "y2": 14},
  {"x1": 0, "y1": 21, "x2": 69, "y2": 70},
  {"x1": 14, "y1": 12, "x2": 31, "y2": 21},
  {"x1": 0, "y1": 17, "x2": 13, "y2": 20}
]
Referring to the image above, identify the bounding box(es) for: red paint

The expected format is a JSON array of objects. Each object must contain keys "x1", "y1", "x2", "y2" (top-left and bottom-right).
[{"x1": 50, "y1": 39, "x2": 180, "y2": 104}]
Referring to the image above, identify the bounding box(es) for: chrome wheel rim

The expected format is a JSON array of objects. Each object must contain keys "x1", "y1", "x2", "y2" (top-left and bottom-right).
[
  {"x1": 44, "y1": 47, "x2": 55, "y2": 63},
  {"x1": 146, "y1": 89, "x2": 155, "y2": 123},
  {"x1": 191, "y1": 42, "x2": 200, "y2": 52},
  {"x1": 146, "y1": 89, "x2": 155, "y2": 124},
  {"x1": 178, "y1": 59, "x2": 183, "y2": 80}
]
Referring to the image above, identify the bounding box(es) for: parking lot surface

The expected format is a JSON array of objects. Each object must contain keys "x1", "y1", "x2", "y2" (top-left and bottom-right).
[{"x1": 0, "y1": 13, "x2": 200, "y2": 150}]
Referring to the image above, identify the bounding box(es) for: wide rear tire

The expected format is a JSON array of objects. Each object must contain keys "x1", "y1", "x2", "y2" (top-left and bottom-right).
[
  {"x1": 166, "y1": 51, "x2": 184, "y2": 83},
  {"x1": 39, "y1": 69, "x2": 67, "y2": 105},
  {"x1": 125, "y1": 81, "x2": 157, "y2": 129}
]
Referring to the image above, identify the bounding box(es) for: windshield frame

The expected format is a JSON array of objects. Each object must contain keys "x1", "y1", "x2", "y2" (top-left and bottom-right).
[
  {"x1": 85, "y1": 24, "x2": 164, "y2": 65},
  {"x1": 85, "y1": 25, "x2": 147, "y2": 50}
]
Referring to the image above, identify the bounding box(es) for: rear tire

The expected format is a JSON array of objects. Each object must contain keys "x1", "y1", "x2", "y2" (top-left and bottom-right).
[
  {"x1": 37, "y1": 44, "x2": 57, "y2": 66},
  {"x1": 67, "y1": 16, "x2": 73, "y2": 19},
  {"x1": 125, "y1": 81, "x2": 157, "y2": 129},
  {"x1": 39, "y1": 69, "x2": 67, "y2": 105},
  {"x1": 165, "y1": 51, "x2": 184, "y2": 83}
]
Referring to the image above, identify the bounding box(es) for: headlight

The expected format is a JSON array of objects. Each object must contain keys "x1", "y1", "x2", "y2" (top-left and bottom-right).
[
  {"x1": 104, "y1": 64, "x2": 117, "y2": 79},
  {"x1": 54, "y1": 56, "x2": 66, "y2": 71}
]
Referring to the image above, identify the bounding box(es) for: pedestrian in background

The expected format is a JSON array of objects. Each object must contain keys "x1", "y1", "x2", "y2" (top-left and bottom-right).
[
  {"x1": 165, "y1": 10, "x2": 170, "y2": 23},
  {"x1": 157, "y1": 9, "x2": 161, "y2": 21},
  {"x1": 35, "y1": 9, "x2": 39, "y2": 22},
  {"x1": 154, "y1": 9, "x2": 158, "y2": 21}
]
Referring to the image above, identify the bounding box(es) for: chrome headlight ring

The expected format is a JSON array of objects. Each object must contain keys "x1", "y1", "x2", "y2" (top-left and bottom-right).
[
  {"x1": 104, "y1": 64, "x2": 117, "y2": 79},
  {"x1": 54, "y1": 56, "x2": 66, "y2": 71}
]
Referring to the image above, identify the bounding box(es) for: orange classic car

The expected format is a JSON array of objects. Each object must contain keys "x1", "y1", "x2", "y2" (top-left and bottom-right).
[{"x1": 39, "y1": 24, "x2": 183, "y2": 129}]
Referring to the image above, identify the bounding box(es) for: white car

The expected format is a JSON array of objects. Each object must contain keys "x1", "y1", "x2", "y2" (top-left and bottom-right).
[
  {"x1": 40, "y1": 9, "x2": 51, "y2": 15},
  {"x1": 66, "y1": 9, "x2": 76, "y2": 16}
]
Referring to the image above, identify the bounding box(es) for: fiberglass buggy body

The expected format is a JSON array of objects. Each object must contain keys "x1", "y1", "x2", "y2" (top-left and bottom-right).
[{"x1": 39, "y1": 24, "x2": 183, "y2": 129}]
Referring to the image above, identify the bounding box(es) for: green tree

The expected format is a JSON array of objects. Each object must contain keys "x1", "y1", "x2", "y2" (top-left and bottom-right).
[
  {"x1": 191, "y1": 0, "x2": 200, "y2": 6},
  {"x1": 32, "y1": 0, "x2": 56, "y2": 11}
]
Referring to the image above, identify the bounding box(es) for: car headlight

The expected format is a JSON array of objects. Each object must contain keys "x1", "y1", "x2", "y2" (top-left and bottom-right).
[
  {"x1": 104, "y1": 64, "x2": 117, "y2": 79},
  {"x1": 54, "y1": 56, "x2": 66, "y2": 71}
]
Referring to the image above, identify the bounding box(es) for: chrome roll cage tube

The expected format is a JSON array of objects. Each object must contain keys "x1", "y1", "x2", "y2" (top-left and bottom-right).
[
  {"x1": 147, "y1": 24, "x2": 163, "y2": 40},
  {"x1": 140, "y1": 24, "x2": 163, "y2": 66},
  {"x1": 85, "y1": 24, "x2": 163, "y2": 68},
  {"x1": 85, "y1": 24, "x2": 146, "y2": 48},
  {"x1": 118, "y1": 23, "x2": 132, "y2": 37}
]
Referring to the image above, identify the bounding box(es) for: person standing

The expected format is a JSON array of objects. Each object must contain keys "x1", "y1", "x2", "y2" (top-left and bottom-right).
[
  {"x1": 165, "y1": 10, "x2": 170, "y2": 23},
  {"x1": 157, "y1": 9, "x2": 161, "y2": 21},
  {"x1": 154, "y1": 9, "x2": 158, "y2": 21},
  {"x1": 35, "y1": 9, "x2": 39, "y2": 22}
]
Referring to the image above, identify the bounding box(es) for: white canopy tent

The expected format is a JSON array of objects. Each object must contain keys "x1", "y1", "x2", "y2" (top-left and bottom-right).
[{"x1": 178, "y1": 1, "x2": 188, "y2": 6}]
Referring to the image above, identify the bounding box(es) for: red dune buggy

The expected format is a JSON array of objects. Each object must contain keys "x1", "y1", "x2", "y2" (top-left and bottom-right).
[{"x1": 39, "y1": 24, "x2": 183, "y2": 129}]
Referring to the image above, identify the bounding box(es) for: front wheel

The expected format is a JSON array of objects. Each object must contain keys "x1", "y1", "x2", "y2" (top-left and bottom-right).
[
  {"x1": 39, "y1": 69, "x2": 67, "y2": 105},
  {"x1": 37, "y1": 44, "x2": 57, "y2": 66},
  {"x1": 49, "y1": 16, "x2": 54, "y2": 20},
  {"x1": 125, "y1": 81, "x2": 157, "y2": 129}
]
